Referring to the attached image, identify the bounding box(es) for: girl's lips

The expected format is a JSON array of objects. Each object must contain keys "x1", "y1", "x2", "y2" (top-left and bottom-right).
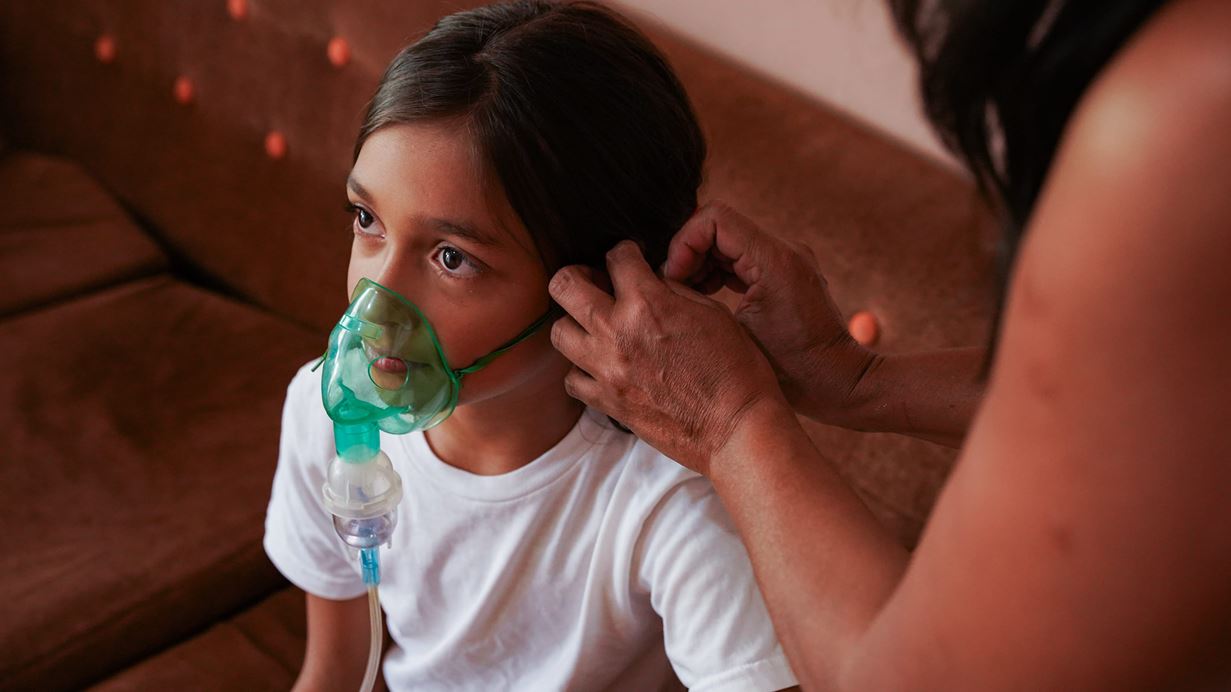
[
  {"x1": 363, "y1": 343, "x2": 429, "y2": 375},
  {"x1": 373, "y1": 356, "x2": 408, "y2": 374}
]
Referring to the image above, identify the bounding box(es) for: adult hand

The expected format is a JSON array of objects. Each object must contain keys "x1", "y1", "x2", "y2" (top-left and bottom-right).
[
  {"x1": 548, "y1": 241, "x2": 788, "y2": 475},
  {"x1": 663, "y1": 202, "x2": 876, "y2": 427}
]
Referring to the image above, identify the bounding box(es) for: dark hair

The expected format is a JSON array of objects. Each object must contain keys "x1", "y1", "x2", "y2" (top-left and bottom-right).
[
  {"x1": 887, "y1": 0, "x2": 1169, "y2": 337},
  {"x1": 355, "y1": 0, "x2": 705, "y2": 272}
]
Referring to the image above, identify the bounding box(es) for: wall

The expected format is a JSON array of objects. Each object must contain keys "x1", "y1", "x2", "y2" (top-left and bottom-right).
[{"x1": 612, "y1": 0, "x2": 953, "y2": 165}]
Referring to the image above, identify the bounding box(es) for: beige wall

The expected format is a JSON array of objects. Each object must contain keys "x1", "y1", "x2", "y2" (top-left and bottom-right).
[{"x1": 612, "y1": 0, "x2": 952, "y2": 165}]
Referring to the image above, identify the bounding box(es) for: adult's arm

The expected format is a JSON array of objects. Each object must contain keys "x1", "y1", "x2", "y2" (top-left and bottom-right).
[
  {"x1": 830, "y1": 344, "x2": 987, "y2": 448},
  {"x1": 548, "y1": 0, "x2": 1231, "y2": 686},
  {"x1": 662, "y1": 202, "x2": 985, "y2": 448}
]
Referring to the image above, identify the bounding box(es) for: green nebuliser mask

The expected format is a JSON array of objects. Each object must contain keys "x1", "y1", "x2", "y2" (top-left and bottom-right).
[{"x1": 320, "y1": 277, "x2": 553, "y2": 461}]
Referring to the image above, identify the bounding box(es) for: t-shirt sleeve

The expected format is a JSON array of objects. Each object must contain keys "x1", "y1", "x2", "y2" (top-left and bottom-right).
[
  {"x1": 263, "y1": 364, "x2": 367, "y2": 600},
  {"x1": 635, "y1": 470, "x2": 799, "y2": 692}
]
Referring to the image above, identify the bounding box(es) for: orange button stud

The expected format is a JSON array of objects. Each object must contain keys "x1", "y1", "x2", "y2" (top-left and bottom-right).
[
  {"x1": 264, "y1": 131, "x2": 287, "y2": 160},
  {"x1": 94, "y1": 35, "x2": 117, "y2": 64},
  {"x1": 327, "y1": 37, "x2": 351, "y2": 68},
  {"x1": 848, "y1": 311, "x2": 880, "y2": 347},
  {"x1": 227, "y1": 0, "x2": 248, "y2": 21},
  {"x1": 173, "y1": 76, "x2": 195, "y2": 105}
]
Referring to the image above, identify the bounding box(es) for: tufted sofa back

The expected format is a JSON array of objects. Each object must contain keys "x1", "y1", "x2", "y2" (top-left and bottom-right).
[{"x1": 0, "y1": 0, "x2": 492, "y2": 330}]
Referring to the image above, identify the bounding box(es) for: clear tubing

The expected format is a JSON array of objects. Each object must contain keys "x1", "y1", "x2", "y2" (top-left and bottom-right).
[{"x1": 359, "y1": 585, "x2": 382, "y2": 692}]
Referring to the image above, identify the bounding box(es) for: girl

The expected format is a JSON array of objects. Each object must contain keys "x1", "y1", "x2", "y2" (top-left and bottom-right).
[{"x1": 264, "y1": 2, "x2": 799, "y2": 690}]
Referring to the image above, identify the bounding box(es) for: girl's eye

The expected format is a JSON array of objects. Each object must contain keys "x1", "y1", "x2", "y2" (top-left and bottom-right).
[
  {"x1": 441, "y1": 247, "x2": 464, "y2": 270},
  {"x1": 433, "y1": 245, "x2": 480, "y2": 278},
  {"x1": 345, "y1": 203, "x2": 381, "y2": 237}
]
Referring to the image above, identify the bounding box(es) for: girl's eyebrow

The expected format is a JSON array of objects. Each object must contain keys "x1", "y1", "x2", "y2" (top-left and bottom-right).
[
  {"x1": 347, "y1": 174, "x2": 500, "y2": 247},
  {"x1": 346, "y1": 174, "x2": 375, "y2": 202},
  {"x1": 430, "y1": 219, "x2": 500, "y2": 247}
]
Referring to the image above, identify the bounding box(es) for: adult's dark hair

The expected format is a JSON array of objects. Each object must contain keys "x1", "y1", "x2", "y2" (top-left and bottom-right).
[
  {"x1": 887, "y1": 0, "x2": 1169, "y2": 306},
  {"x1": 355, "y1": 0, "x2": 705, "y2": 272}
]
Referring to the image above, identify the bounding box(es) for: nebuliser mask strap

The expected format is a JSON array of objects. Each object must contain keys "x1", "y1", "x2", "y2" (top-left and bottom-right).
[{"x1": 453, "y1": 307, "x2": 558, "y2": 376}]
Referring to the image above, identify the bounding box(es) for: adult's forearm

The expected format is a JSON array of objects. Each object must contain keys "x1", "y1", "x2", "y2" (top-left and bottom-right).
[
  {"x1": 710, "y1": 399, "x2": 910, "y2": 689},
  {"x1": 828, "y1": 346, "x2": 988, "y2": 448}
]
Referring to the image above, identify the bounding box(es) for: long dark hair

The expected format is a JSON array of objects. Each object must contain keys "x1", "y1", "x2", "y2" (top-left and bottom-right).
[
  {"x1": 355, "y1": 0, "x2": 705, "y2": 273},
  {"x1": 887, "y1": 0, "x2": 1169, "y2": 303}
]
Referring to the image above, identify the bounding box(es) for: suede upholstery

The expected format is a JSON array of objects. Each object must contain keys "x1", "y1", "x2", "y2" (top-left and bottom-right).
[
  {"x1": 0, "y1": 1, "x2": 995, "y2": 688},
  {"x1": 0, "y1": 277, "x2": 317, "y2": 689},
  {"x1": 0, "y1": 152, "x2": 167, "y2": 317},
  {"x1": 87, "y1": 588, "x2": 308, "y2": 692}
]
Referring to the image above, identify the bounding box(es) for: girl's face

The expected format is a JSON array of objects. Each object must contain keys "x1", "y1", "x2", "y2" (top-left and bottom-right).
[{"x1": 345, "y1": 122, "x2": 562, "y2": 407}]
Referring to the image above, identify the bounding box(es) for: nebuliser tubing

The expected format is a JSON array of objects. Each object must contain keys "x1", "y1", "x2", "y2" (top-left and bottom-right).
[{"x1": 360, "y1": 555, "x2": 383, "y2": 692}]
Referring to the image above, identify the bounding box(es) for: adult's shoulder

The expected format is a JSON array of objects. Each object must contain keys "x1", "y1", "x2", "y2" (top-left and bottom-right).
[
  {"x1": 1061, "y1": 0, "x2": 1231, "y2": 189},
  {"x1": 1019, "y1": 0, "x2": 1231, "y2": 324},
  {"x1": 1103, "y1": 0, "x2": 1231, "y2": 98}
]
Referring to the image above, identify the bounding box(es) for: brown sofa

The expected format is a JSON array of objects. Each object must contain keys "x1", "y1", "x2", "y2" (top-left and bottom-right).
[{"x1": 0, "y1": 1, "x2": 994, "y2": 689}]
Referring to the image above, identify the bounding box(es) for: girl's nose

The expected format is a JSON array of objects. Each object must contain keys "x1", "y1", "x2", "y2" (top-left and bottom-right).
[
  {"x1": 366, "y1": 242, "x2": 416, "y2": 296},
  {"x1": 373, "y1": 271, "x2": 407, "y2": 299},
  {"x1": 372, "y1": 254, "x2": 421, "y2": 304}
]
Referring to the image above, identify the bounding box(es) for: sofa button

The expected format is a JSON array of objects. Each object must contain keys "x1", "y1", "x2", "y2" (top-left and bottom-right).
[
  {"x1": 848, "y1": 310, "x2": 880, "y2": 347},
  {"x1": 327, "y1": 37, "x2": 351, "y2": 68},
  {"x1": 227, "y1": 0, "x2": 248, "y2": 21},
  {"x1": 265, "y1": 131, "x2": 287, "y2": 160},
  {"x1": 95, "y1": 35, "x2": 117, "y2": 64},
  {"x1": 173, "y1": 76, "x2": 195, "y2": 105}
]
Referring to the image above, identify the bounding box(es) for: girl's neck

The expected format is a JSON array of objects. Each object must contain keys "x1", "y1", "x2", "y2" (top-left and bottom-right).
[{"x1": 424, "y1": 371, "x2": 585, "y2": 476}]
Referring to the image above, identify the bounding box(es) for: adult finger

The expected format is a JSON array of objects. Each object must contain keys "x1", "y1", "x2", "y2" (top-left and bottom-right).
[
  {"x1": 692, "y1": 264, "x2": 726, "y2": 296},
  {"x1": 605, "y1": 241, "x2": 660, "y2": 301},
  {"x1": 562, "y1": 366, "x2": 604, "y2": 410},
  {"x1": 549, "y1": 316, "x2": 598, "y2": 372},
  {"x1": 663, "y1": 206, "x2": 718, "y2": 282},
  {"x1": 663, "y1": 278, "x2": 727, "y2": 309},
  {"x1": 549, "y1": 264, "x2": 615, "y2": 334},
  {"x1": 704, "y1": 253, "x2": 752, "y2": 293},
  {"x1": 664, "y1": 202, "x2": 762, "y2": 286}
]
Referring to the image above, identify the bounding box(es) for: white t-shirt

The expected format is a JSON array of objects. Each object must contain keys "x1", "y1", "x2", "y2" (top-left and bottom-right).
[{"x1": 265, "y1": 362, "x2": 798, "y2": 691}]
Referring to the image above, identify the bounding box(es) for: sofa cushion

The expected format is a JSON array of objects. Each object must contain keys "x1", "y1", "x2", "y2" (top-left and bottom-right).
[
  {"x1": 0, "y1": 276, "x2": 321, "y2": 691},
  {"x1": 88, "y1": 588, "x2": 308, "y2": 692},
  {"x1": 0, "y1": 151, "x2": 168, "y2": 316}
]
